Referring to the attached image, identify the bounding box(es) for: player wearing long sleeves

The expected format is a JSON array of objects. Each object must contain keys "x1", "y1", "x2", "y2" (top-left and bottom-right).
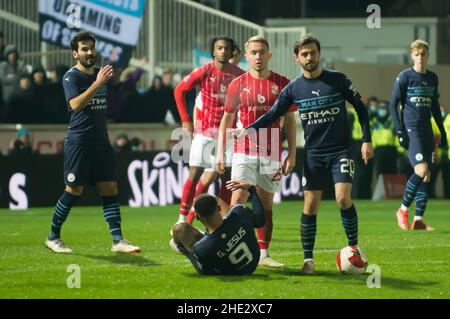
[
  {"x1": 170, "y1": 183, "x2": 265, "y2": 275},
  {"x1": 174, "y1": 37, "x2": 244, "y2": 225},
  {"x1": 241, "y1": 35, "x2": 373, "y2": 274},
  {"x1": 389, "y1": 39, "x2": 448, "y2": 231}
]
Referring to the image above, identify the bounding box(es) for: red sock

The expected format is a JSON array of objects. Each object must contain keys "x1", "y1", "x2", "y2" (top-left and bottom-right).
[
  {"x1": 219, "y1": 180, "x2": 232, "y2": 205},
  {"x1": 186, "y1": 210, "x2": 196, "y2": 224},
  {"x1": 180, "y1": 179, "x2": 196, "y2": 216},
  {"x1": 257, "y1": 210, "x2": 273, "y2": 250},
  {"x1": 194, "y1": 181, "x2": 208, "y2": 198},
  {"x1": 185, "y1": 181, "x2": 209, "y2": 222}
]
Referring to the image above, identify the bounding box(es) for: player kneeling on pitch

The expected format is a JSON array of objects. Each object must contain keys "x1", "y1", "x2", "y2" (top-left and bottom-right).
[{"x1": 170, "y1": 180, "x2": 264, "y2": 275}]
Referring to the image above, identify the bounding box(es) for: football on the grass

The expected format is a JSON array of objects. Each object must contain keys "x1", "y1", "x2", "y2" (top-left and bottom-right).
[{"x1": 336, "y1": 246, "x2": 368, "y2": 274}]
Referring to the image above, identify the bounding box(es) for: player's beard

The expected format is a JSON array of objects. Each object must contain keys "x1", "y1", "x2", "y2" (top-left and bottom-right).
[
  {"x1": 302, "y1": 61, "x2": 318, "y2": 72},
  {"x1": 79, "y1": 54, "x2": 97, "y2": 68}
]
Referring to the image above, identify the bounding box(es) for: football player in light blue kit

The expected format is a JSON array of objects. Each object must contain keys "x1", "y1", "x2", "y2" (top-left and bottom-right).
[{"x1": 390, "y1": 39, "x2": 448, "y2": 231}]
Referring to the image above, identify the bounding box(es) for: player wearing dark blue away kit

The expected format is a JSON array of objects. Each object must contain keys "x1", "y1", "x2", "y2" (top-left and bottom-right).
[
  {"x1": 390, "y1": 39, "x2": 448, "y2": 231},
  {"x1": 170, "y1": 181, "x2": 265, "y2": 275},
  {"x1": 45, "y1": 31, "x2": 140, "y2": 254},
  {"x1": 239, "y1": 35, "x2": 373, "y2": 274}
]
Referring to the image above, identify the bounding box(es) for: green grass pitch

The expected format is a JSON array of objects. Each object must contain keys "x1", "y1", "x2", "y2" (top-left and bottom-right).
[{"x1": 1, "y1": 200, "x2": 449, "y2": 299}]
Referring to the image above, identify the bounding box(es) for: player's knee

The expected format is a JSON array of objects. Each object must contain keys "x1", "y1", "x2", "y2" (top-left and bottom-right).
[
  {"x1": 304, "y1": 201, "x2": 319, "y2": 214},
  {"x1": 189, "y1": 167, "x2": 203, "y2": 181},
  {"x1": 172, "y1": 222, "x2": 188, "y2": 239},
  {"x1": 66, "y1": 185, "x2": 83, "y2": 196},
  {"x1": 335, "y1": 195, "x2": 351, "y2": 209},
  {"x1": 414, "y1": 165, "x2": 428, "y2": 178}
]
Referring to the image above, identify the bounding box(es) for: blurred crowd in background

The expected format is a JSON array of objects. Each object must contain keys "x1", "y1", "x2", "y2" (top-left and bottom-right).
[
  {"x1": 0, "y1": 31, "x2": 182, "y2": 125},
  {"x1": 1, "y1": 29, "x2": 449, "y2": 198}
]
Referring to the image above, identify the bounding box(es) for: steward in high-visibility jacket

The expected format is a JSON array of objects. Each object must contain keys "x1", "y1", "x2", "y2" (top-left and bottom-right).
[{"x1": 372, "y1": 101, "x2": 398, "y2": 176}]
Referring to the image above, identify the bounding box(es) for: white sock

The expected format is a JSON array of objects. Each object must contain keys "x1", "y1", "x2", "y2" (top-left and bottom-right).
[
  {"x1": 177, "y1": 215, "x2": 186, "y2": 223},
  {"x1": 414, "y1": 215, "x2": 423, "y2": 221},
  {"x1": 260, "y1": 249, "x2": 268, "y2": 259},
  {"x1": 304, "y1": 258, "x2": 314, "y2": 263},
  {"x1": 400, "y1": 204, "x2": 409, "y2": 211}
]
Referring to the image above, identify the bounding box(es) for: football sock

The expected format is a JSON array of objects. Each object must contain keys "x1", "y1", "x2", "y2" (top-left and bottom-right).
[
  {"x1": 102, "y1": 196, "x2": 123, "y2": 243},
  {"x1": 185, "y1": 181, "x2": 209, "y2": 222},
  {"x1": 194, "y1": 180, "x2": 208, "y2": 197},
  {"x1": 256, "y1": 210, "x2": 273, "y2": 250},
  {"x1": 260, "y1": 249, "x2": 268, "y2": 259},
  {"x1": 402, "y1": 173, "x2": 424, "y2": 208},
  {"x1": 300, "y1": 213, "x2": 317, "y2": 260},
  {"x1": 340, "y1": 204, "x2": 358, "y2": 246},
  {"x1": 414, "y1": 182, "x2": 430, "y2": 218},
  {"x1": 180, "y1": 178, "x2": 196, "y2": 217},
  {"x1": 48, "y1": 191, "x2": 79, "y2": 240}
]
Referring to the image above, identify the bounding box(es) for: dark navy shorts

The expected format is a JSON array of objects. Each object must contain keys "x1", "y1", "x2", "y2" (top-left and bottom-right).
[
  {"x1": 406, "y1": 129, "x2": 434, "y2": 167},
  {"x1": 63, "y1": 142, "x2": 116, "y2": 186},
  {"x1": 302, "y1": 148, "x2": 354, "y2": 191}
]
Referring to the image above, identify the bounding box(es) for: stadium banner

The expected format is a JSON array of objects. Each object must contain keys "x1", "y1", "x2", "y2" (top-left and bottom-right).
[
  {"x1": 38, "y1": 0, "x2": 146, "y2": 67},
  {"x1": 0, "y1": 150, "x2": 305, "y2": 209}
]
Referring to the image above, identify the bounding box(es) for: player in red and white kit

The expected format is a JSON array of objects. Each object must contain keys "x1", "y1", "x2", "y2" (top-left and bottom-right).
[
  {"x1": 186, "y1": 46, "x2": 243, "y2": 223},
  {"x1": 174, "y1": 37, "x2": 244, "y2": 224},
  {"x1": 216, "y1": 36, "x2": 297, "y2": 268}
]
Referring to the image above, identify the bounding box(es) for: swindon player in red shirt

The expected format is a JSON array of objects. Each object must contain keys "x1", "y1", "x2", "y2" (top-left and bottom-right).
[
  {"x1": 216, "y1": 36, "x2": 297, "y2": 268},
  {"x1": 174, "y1": 37, "x2": 244, "y2": 224}
]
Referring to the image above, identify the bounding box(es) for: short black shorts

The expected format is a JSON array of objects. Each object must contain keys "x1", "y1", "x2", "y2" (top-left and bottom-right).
[
  {"x1": 302, "y1": 148, "x2": 354, "y2": 191},
  {"x1": 406, "y1": 129, "x2": 434, "y2": 167},
  {"x1": 63, "y1": 141, "x2": 116, "y2": 186}
]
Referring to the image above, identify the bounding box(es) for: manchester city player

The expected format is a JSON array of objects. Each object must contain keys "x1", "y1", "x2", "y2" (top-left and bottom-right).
[
  {"x1": 45, "y1": 31, "x2": 140, "y2": 254},
  {"x1": 170, "y1": 180, "x2": 264, "y2": 275},
  {"x1": 237, "y1": 35, "x2": 373, "y2": 274},
  {"x1": 389, "y1": 39, "x2": 448, "y2": 231}
]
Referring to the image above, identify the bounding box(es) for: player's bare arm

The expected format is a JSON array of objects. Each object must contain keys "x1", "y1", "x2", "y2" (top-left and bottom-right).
[
  {"x1": 69, "y1": 65, "x2": 113, "y2": 112},
  {"x1": 216, "y1": 111, "x2": 235, "y2": 174}
]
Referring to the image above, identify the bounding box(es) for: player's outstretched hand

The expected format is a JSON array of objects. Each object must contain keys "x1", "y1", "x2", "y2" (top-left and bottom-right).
[
  {"x1": 361, "y1": 142, "x2": 374, "y2": 165},
  {"x1": 226, "y1": 179, "x2": 252, "y2": 191},
  {"x1": 231, "y1": 128, "x2": 246, "y2": 140},
  {"x1": 271, "y1": 168, "x2": 283, "y2": 182},
  {"x1": 96, "y1": 65, "x2": 113, "y2": 86}
]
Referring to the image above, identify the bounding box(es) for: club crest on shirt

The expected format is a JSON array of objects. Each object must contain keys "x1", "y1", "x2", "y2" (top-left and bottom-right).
[
  {"x1": 258, "y1": 94, "x2": 266, "y2": 104},
  {"x1": 220, "y1": 84, "x2": 227, "y2": 93},
  {"x1": 271, "y1": 85, "x2": 279, "y2": 95},
  {"x1": 67, "y1": 173, "x2": 76, "y2": 183}
]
